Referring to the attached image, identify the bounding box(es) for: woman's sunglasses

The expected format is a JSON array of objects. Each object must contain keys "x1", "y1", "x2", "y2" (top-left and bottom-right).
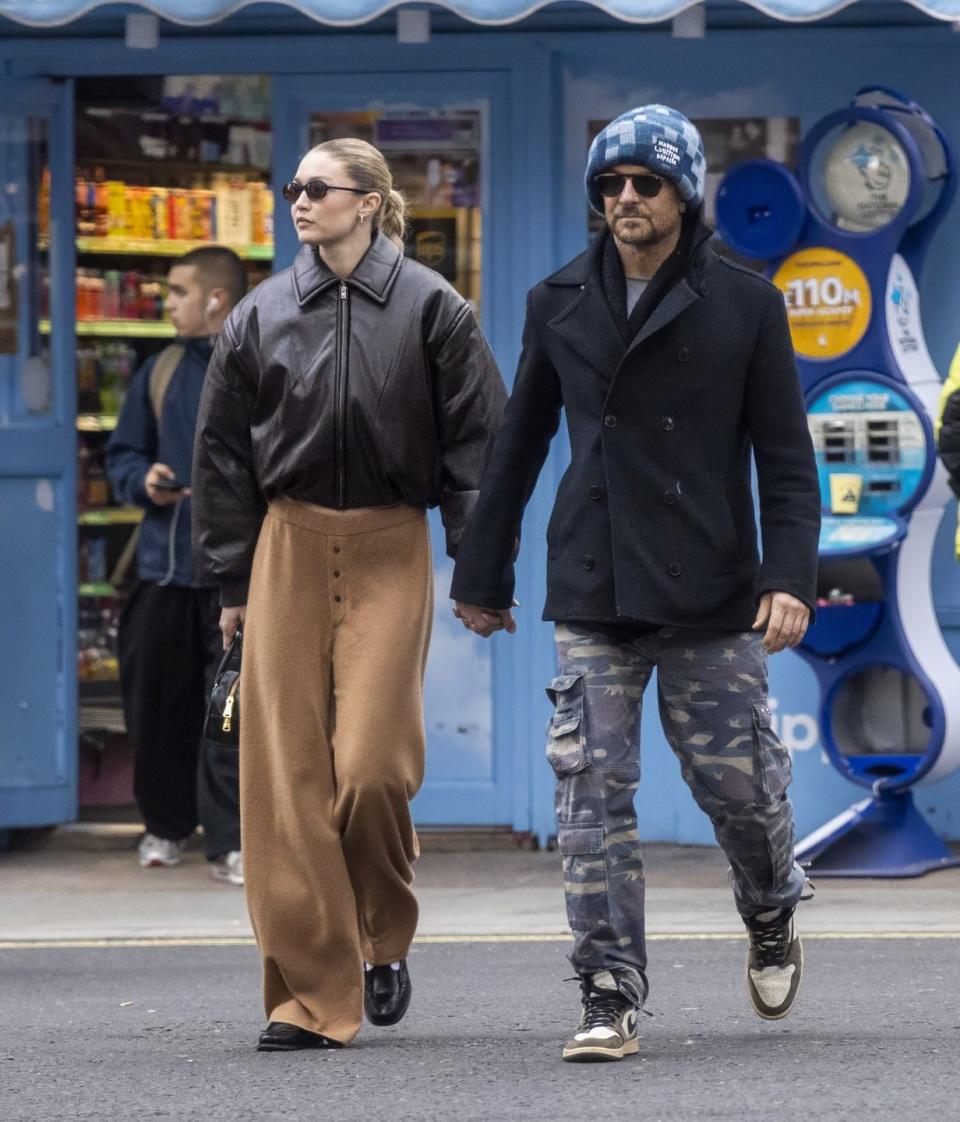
[
  {"x1": 594, "y1": 173, "x2": 665, "y2": 199},
  {"x1": 281, "y1": 179, "x2": 370, "y2": 203}
]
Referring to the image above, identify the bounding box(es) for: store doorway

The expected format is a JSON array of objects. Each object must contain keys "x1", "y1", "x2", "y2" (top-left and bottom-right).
[
  {"x1": 69, "y1": 74, "x2": 274, "y2": 814},
  {"x1": 274, "y1": 71, "x2": 518, "y2": 827}
]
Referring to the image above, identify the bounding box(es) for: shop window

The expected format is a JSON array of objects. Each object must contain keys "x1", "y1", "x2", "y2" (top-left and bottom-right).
[
  {"x1": 309, "y1": 109, "x2": 483, "y2": 320},
  {"x1": 2, "y1": 113, "x2": 51, "y2": 418}
]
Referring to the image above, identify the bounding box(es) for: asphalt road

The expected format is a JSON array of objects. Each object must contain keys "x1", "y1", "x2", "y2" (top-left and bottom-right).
[{"x1": 3, "y1": 936, "x2": 958, "y2": 1122}]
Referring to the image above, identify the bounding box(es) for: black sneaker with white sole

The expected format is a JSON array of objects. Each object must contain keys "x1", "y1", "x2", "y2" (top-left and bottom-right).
[
  {"x1": 745, "y1": 906, "x2": 803, "y2": 1020},
  {"x1": 562, "y1": 971, "x2": 640, "y2": 1063}
]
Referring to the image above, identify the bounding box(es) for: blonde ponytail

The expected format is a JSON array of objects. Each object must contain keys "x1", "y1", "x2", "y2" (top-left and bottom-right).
[
  {"x1": 306, "y1": 138, "x2": 406, "y2": 247},
  {"x1": 378, "y1": 188, "x2": 407, "y2": 248}
]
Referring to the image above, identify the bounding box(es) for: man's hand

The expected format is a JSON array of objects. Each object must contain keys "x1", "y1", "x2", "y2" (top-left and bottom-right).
[
  {"x1": 453, "y1": 601, "x2": 517, "y2": 639},
  {"x1": 752, "y1": 592, "x2": 810, "y2": 654},
  {"x1": 220, "y1": 605, "x2": 246, "y2": 650},
  {"x1": 144, "y1": 462, "x2": 190, "y2": 507}
]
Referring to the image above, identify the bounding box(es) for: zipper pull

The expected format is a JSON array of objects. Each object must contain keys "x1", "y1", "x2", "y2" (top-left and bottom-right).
[
  {"x1": 222, "y1": 679, "x2": 239, "y2": 733},
  {"x1": 340, "y1": 281, "x2": 347, "y2": 300},
  {"x1": 222, "y1": 695, "x2": 235, "y2": 733}
]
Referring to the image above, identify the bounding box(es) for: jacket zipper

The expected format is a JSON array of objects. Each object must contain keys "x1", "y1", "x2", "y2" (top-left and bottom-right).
[{"x1": 335, "y1": 280, "x2": 348, "y2": 508}]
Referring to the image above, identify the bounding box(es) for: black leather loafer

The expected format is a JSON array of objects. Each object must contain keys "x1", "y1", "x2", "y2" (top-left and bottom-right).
[
  {"x1": 256, "y1": 1021, "x2": 343, "y2": 1052},
  {"x1": 364, "y1": 961, "x2": 412, "y2": 1026}
]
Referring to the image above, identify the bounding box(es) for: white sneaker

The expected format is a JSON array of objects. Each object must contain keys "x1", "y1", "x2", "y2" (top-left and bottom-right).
[
  {"x1": 562, "y1": 971, "x2": 640, "y2": 1062},
  {"x1": 745, "y1": 907, "x2": 803, "y2": 1019},
  {"x1": 137, "y1": 833, "x2": 188, "y2": 868},
  {"x1": 211, "y1": 850, "x2": 244, "y2": 886}
]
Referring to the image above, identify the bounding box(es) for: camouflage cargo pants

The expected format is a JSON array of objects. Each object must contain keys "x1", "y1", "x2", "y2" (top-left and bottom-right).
[{"x1": 549, "y1": 622, "x2": 806, "y2": 1002}]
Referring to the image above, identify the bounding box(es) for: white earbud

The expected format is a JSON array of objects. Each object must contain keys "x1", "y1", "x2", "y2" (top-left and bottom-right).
[{"x1": 206, "y1": 296, "x2": 221, "y2": 316}]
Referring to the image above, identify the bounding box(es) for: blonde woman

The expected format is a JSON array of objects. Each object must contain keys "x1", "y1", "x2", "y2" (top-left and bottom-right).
[{"x1": 192, "y1": 139, "x2": 506, "y2": 1051}]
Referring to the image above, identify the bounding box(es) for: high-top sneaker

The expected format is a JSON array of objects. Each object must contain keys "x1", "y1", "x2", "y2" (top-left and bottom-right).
[
  {"x1": 562, "y1": 971, "x2": 640, "y2": 1063},
  {"x1": 745, "y1": 906, "x2": 803, "y2": 1020}
]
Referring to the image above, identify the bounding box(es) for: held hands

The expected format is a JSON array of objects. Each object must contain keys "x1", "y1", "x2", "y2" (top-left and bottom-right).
[
  {"x1": 453, "y1": 600, "x2": 518, "y2": 639},
  {"x1": 145, "y1": 462, "x2": 190, "y2": 507},
  {"x1": 220, "y1": 605, "x2": 246, "y2": 650},
  {"x1": 752, "y1": 591, "x2": 810, "y2": 654}
]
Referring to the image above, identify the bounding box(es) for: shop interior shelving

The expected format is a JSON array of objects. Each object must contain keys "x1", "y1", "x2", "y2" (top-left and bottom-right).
[{"x1": 67, "y1": 77, "x2": 274, "y2": 754}]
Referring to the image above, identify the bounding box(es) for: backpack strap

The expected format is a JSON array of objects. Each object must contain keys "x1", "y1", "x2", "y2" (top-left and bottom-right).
[
  {"x1": 110, "y1": 343, "x2": 185, "y2": 593},
  {"x1": 148, "y1": 343, "x2": 186, "y2": 429}
]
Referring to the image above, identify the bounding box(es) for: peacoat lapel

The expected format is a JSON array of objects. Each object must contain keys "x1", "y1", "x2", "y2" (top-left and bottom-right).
[
  {"x1": 544, "y1": 239, "x2": 625, "y2": 381},
  {"x1": 624, "y1": 278, "x2": 700, "y2": 358}
]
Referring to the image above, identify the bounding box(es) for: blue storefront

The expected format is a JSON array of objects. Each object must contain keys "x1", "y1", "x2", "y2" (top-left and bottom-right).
[{"x1": 2, "y1": 0, "x2": 960, "y2": 847}]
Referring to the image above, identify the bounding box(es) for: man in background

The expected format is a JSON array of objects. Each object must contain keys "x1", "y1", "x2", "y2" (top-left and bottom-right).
[{"x1": 106, "y1": 246, "x2": 247, "y2": 885}]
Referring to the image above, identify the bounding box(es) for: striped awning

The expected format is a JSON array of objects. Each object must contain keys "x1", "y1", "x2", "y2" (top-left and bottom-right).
[{"x1": 2, "y1": 0, "x2": 958, "y2": 30}]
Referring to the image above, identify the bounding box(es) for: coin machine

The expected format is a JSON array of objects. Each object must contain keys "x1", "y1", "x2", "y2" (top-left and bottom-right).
[{"x1": 716, "y1": 89, "x2": 960, "y2": 875}]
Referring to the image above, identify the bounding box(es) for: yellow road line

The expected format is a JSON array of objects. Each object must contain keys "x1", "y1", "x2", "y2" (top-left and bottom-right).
[{"x1": 1, "y1": 931, "x2": 959, "y2": 950}]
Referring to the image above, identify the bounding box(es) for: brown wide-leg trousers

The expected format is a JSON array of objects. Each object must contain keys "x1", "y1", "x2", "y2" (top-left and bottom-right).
[{"x1": 240, "y1": 499, "x2": 433, "y2": 1044}]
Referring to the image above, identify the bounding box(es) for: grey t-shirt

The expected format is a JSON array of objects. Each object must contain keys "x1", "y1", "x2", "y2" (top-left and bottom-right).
[{"x1": 626, "y1": 276, "x2": 650, "y2": 317}]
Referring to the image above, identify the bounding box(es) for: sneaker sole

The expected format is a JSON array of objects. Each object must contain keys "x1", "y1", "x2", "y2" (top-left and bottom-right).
[
  {"x1": 211, "y1": 871, "x2": 244, "y2": 886},
  {"x1": 562, "y1": 1037, "x2": 639, "y2": 1063},
  {"x1": 139, "y1": 858, "x2": 180, "y2": 868},
  {"x1": 746, "y1": 938, "x2": 803, "y2": 1020}
]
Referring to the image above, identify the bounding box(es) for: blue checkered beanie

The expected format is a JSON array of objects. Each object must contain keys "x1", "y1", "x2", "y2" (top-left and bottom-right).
[{"x1": 585, "y1": 105, "x2": 706, "y2": 214}]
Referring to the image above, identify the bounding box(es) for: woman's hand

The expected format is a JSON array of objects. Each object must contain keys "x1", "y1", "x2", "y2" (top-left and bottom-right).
[
  {"x1": 220, "y1": 605, "x2": 246, "y2": 650},
  {"x1": 453, "y1": 601, "x2": 517, "y2": 639}
]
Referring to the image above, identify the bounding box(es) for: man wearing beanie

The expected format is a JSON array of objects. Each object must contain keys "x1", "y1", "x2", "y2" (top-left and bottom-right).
[{"x1": 451, "y1": 105, "x2": 820, "y2": 1062}]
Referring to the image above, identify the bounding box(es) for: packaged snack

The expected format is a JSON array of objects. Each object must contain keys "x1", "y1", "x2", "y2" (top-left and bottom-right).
[
  {"x1": 149, "y1": 188, "x2": 169, "y2": 240},
  {"x1": 106, "y1": 181, "x2": 128, "y2": 238},
  {"x1": 215, "y1": 177, "x2": 251, "y2": 244},
  {"x1": 169, "y1": 189, "x2": 191, "y2": 241},
  {"x1": 191, "y1": 189, "x2": 216, "y2": 241}
]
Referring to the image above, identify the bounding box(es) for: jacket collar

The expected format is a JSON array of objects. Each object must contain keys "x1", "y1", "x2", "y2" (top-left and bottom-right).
[
  {"x1": 292, "y1": 230, "x2": 404, "y2": 307},
  {"x1": 174, "y1": 335, "x2": 215, "y2": 362},
  {"x1": 544, "y1": 217, "x2": 715, "y2": 379}
]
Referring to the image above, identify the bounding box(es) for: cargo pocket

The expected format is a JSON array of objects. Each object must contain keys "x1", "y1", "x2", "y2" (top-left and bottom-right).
[
  {"x1": 558, "y1": 824, "x2": 608, "y2": 930},
  {"x1": 545, "y1": 674, "x2": 587, "y2": 777},
  {"x1": 751, "y1": 699, "x2": 792, "y2": 804}
]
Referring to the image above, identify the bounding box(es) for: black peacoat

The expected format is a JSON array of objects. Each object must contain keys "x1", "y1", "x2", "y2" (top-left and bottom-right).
[{"x1": 450, "y1": 224, "x2": 821, "y2": 632}]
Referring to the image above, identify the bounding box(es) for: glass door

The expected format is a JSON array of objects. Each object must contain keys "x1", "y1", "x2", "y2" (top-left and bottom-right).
[
  {"x1": 273, "y1": 72, "x2": 517, "y2": 828},
  {"x1": 0, "y1": 80, "x2": 77, "y2": 833}
]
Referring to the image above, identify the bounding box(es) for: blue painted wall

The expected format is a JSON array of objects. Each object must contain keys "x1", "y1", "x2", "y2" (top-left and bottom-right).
[{"x1": 5, "y1": 21, "x2": 960, "y2": 841}]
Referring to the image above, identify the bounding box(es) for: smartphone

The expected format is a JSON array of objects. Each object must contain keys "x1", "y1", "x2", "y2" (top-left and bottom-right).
[{"x1": 153, "y1": 478, "x2": 187, "y2": 493}]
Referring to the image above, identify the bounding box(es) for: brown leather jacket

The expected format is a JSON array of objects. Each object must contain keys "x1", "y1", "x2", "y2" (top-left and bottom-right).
[{"x1": 192, "y1": 232, "x2": 506, "y2": 606}]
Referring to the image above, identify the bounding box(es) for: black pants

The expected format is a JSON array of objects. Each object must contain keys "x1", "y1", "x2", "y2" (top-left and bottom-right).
[{"x1": 118, "y1": 581, "x2": 240, "y2": 857}]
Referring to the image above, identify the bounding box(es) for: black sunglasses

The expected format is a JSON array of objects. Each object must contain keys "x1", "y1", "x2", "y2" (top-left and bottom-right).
[
  {"x1": 594, "y1": 173, "x2": 665, "y2": 199},
  {"x1": 281, "y1": 178, "x2": 370, "y2": 203}
]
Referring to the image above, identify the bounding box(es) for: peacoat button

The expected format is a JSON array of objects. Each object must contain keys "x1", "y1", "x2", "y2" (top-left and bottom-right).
[
  {"x1": 700, "y1": 284, "x2": 709, "y2": 297},
  {"x1": 588, "y1": 485, "x2": 603, "y2": 501},
  {"x1": 663, "y1": 491, "x2": 676, "y2": 505},
  {"x1": 678, "y1": 347, "x2": 689, "y2": 363},
  {"x1": 603, "y1": 414, "x2": 617, "y2": 429},
  {"x1": 583, "y1": 556, "x2": 596, "y2": 572},
  {"x1": 669, "y1": 562, "x2": 682, "y2": 577},
  {"x1": 661, "y1": 416, "x2": 675, "y2": 431}
]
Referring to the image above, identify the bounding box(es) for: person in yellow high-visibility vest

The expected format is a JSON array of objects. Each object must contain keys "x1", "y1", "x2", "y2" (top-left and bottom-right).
[{"x1": 935, "y1": 343, "x2": 960, "y2": 557}]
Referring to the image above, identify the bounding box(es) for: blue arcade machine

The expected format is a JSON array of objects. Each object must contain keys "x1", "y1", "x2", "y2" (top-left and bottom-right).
[{"x1": 716, "y1": 88, "x2": 960, "y2": 877}]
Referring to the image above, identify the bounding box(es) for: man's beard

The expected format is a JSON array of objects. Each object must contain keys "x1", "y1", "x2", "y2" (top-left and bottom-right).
[{"x1": 612, "y1": 210, "x2": 678, "y2": 247}]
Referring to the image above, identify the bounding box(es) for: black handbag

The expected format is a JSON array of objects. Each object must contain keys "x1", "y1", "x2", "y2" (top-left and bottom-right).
[{"x1": 205, "y1": 628, "x2": 242, "y2": 746}]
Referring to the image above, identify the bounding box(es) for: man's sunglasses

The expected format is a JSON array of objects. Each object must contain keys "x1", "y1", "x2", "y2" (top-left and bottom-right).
[
  {"x1": 281, "y1": 179, "x2": 370, "y2": 203},
  {"x1": 594, "y1": 173, "x2": 665, "y2": 199}
]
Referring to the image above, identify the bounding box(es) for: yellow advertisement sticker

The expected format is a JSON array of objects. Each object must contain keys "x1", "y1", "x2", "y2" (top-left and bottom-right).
[{"x1": 772, "y1": 248, "x2": 872, "y2": 360}]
